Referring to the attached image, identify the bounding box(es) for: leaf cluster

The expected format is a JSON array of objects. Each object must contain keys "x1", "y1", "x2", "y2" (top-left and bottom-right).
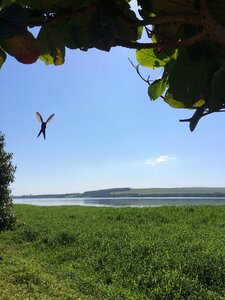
[
  {"x1": 1, "y1": 0, "x2": 225, "y2": 129},
  {"x1": 135, "y1": 0, "x2": 225, "y2": 130},
  {"x1": 0, "y1": 0, "x2": 141, "y2": 65}
]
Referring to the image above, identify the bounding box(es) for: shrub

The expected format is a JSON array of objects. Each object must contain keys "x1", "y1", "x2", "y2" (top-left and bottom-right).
[{"x1": 0, "y1": 132, "x2": 16, "y2": 230}]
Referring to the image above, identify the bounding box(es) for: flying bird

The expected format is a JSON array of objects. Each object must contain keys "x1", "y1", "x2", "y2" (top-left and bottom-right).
[{"x1": 36, "y1": 112, "x2": 55, "y2": 139}]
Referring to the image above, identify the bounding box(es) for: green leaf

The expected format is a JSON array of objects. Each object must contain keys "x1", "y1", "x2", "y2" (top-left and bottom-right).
[
  {"x1": 210, "y1": 62, "x2": 225, "y2": 111},
  {"x1": 60, "y1": 14, "x2": 92, "y2": 50},
  {"x1": 168, "y1": 50, "x2": 215, "y2": 107},
  {"x1": 16, "y1": 0, "x2": 60, "y2": 10},
  {"x1": 116, "y1": 1, "x2": 142, "y2": 41},
  {"x1": 208, "y1": 0, "x2": 225, "y2": 26},
  {"x1": 2, "y1": 31, "x2": 40, "y2": 64},
  {"x1": 137, "y1": 0, "x2": 153, "y2": 19},
  {"x1": 136, "y1": 48, "x2": 168, "y2": 68},
  {"x1": 137, "y1": 0, "x2": 152, "y2": 12},
  {"x1": 38, "y1": 26, "x2": 65, "y2": 66},
  {"x1": 88, "y1": 0, "x2": 116, "y2": 51},
  {"x1": 0, "y1": 4, "x2": 29, "y2": 39},
  {"x1": 155, "y1": 48, "x2": 177, "y2": 61},
  {"x1": 37, "y1": 28, "x2": 54, "y2": 65},
  {"x1": 164, "y1": 91, "x2": 185, "y2": 108},
  {"x1": 148, "y1": 78, "x2": 167, "y2": 100},
  {"x1": 164, "y1": 91, "x2": 205, "y2": 109},
  {"x1": 58, "y1": 0, "x2": 84, "y2": 9},
  {"x1": 117, "y1": 21, "x2": 142, "y2": 42},
  {"x1": 193, "y1": 99, "x2": 205, "y2": 108},
  {"x1": 150, "y1": 0, "x2": 196, "y2": 15},
  {"x1": 148, "y1": 0, "x2": 196, "y2": 43},
  {"x1": 0, "y1": 48, "x2": 6, "y2": 68},
  {"x1": 161, "y1": 57, "x2": 176, "y2": 83},
  {"x1": 153, "y1": 23, "x2": 182, "y2": 42}
]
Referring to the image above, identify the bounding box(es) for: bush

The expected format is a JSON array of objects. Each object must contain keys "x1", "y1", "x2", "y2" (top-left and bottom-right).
[{"x1": 0, "y1": 132, "x2": 16, "y2": 230}]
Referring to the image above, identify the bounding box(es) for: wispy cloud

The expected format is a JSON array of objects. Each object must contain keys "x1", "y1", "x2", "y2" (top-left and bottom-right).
[{"x1": 145, "y1": 155, "x2": 176, "y2": 166}]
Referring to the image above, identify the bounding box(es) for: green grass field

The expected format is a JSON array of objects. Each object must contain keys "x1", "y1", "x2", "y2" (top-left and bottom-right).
[{"x1": 0, "y1": 205, "x2": 224, "y2": 299}]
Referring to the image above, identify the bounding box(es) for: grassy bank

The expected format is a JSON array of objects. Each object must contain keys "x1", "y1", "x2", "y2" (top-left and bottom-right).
[{"x1": 0, "y1": 205, "x2": 224, "y2": 299}]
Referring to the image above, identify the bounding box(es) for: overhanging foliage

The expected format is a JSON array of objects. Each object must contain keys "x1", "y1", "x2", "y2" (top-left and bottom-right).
[{"x1": 1, "y1": 0, "x2": 225, "y2": 130}]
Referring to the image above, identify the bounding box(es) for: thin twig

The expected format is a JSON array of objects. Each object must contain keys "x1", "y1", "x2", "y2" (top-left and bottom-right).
[
  {"x1": 116, "y1": 40, "x2": 169, "y2": 50},
  {"x1": 179, "y1": 118, "x2": 192, "y2": 122},
  {"x1": 145, "y1": 27, "x2": 153, "y2": 39},
  {"x1": 128, "y1": 58, "x2": 151, "y2": 85}
]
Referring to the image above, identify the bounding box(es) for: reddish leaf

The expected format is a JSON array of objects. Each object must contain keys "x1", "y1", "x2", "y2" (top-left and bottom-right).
[{"x1": 3, "y1": 31, "x2": 40, "y2": 64}]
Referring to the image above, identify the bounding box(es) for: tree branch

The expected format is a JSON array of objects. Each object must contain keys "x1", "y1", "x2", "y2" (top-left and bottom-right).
[
  {"x1": 180, "y1": 109, "x2": 225, "y2": 123},
  {"x1": 177, "y1": 30, "x2": 208, "y2": 47},
  {"x1": 119, "y1": 13, "x2": 201, "y2": 27},
  {"x1": 30, "y1": 5, "x2": 201, "y2": 28},
  {"x1": 28, "y1": 5, "x2": 97, "y2": 27},
  {"x1": 26, "y1": 0, "x2": 225, "y2": 48},
  {"x1": 199, "y1": 0, "x2": 225, "y2": 45},
  {"x1": 115, "y1": 30, "x2": 208, "y2": 50},
  {"x1": 142, "y1": 14, "x2": 201, "y2": 26}
]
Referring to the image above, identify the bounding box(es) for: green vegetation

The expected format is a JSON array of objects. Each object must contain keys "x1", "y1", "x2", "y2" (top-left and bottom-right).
[
  {"x1": 0, "y1": 132, "x2": 16, "y2": 231},
  {"x1": 1, "y1": 1, "x2": 225, "y2": 129},
  {"x1": 112, "y1": 187, "x2": 225, "y2": 197},
  {"x1": 79, "y1": 187, "x2": 225, "y2": 198},
  {"x1": 14, "y1": 186, "x2": 225, "y2": 198},
  {"x1": 0, "y1": 204, "x2": 224, "y2": 299}
]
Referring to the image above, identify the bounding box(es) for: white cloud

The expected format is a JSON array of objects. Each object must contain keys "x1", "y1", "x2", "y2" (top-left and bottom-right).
[{"x1": 145, "y1": 155, "x2": 176, "y2": 166}]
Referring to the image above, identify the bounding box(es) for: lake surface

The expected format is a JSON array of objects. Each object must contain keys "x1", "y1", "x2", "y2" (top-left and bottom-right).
[{"x1": 13, "y1": 197, "x2": 225, "y2": 207}]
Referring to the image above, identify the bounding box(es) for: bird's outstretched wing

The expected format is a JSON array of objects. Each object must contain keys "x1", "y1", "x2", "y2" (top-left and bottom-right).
[
  {"x1": 37, "y1": 129, "x2": 42, "y2": 138},
  {"x1": 46, "y1": 113, "x2": 55, "y2": 124},
  {"x1": 36, "y1": 112, "x2": 43, "y2": 123}
]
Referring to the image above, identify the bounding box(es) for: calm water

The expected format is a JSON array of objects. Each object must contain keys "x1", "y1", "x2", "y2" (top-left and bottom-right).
[{"x1": 13, "y1": 197, "x2": 225, "y2": 207}]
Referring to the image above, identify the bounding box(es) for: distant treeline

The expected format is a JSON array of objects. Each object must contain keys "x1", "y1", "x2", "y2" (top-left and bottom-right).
[
  {"x1": 13, "y1": 193, "x2": 80, "y2": 199},
  {"x1": 13, "y1": 188, "x2": 131, "y2": 199},
  {"x1": 103, "y1": 193, "x2": 225, "y2": 198},
  {"x1": 80, "y1": 188, "x2": 131, "y2": 197},
  {"x1": 13, "y1": 187, "x2": 225, "y2": 199}
]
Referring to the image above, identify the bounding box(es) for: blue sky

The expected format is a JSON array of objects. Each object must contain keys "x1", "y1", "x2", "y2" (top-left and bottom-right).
[{"x1": 1, "y1": 33, "x2": 225, "y2": 195}]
